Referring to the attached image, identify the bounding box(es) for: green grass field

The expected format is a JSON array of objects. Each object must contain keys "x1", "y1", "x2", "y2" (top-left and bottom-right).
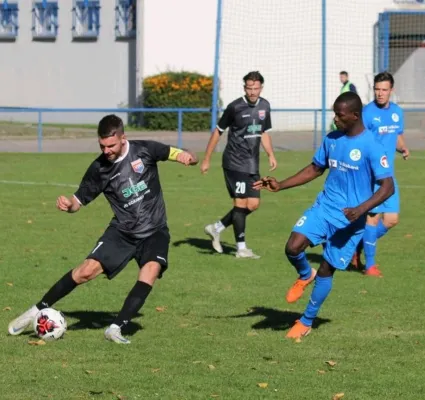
[{"x1": 1, "y1": 151, "x2": 424, "y2": 400}]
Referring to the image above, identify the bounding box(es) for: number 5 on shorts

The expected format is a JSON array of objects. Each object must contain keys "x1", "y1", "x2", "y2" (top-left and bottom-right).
[
  {"x1": 295, "y1": 216, "x2": 307, "y2": 227},
  {"x1": 92, "y1": 241, "x2": 104, "y2": 254}
]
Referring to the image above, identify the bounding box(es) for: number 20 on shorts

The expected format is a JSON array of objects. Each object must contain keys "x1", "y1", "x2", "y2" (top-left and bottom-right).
[{"x1": 235, "y1": 181, "x2": 246, "y2": 194}]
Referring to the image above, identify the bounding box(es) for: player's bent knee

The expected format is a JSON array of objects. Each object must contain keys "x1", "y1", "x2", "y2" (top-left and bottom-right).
[
  {"x1": 285, "y1": 233, "x2": 309, "y2": 256},
  {"x1": 234, "y1": 198, "x2": 248, "y2": 208},
  {"x1": 247, "y1": 198, "x2": 260, "y2": 212},
  {"x1": 138, "y1": 261, "x2": 162, "y2": 285},
  {"x1": 72, "y1": 259, "x2": 103, "y2": 284},
  {"x1": 383, "y1": 214, "x2": 399, "y2": 228}
]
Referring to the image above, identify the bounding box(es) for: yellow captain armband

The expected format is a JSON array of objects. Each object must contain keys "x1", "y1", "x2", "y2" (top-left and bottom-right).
[{"x1": 168, "y1": 146, "x2": 183, "y2": 161}]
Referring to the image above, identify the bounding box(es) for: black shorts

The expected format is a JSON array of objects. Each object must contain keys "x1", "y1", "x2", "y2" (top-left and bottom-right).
[
  {"x1": 223, "y1": 168, "x2": 260, "y2": 199},
  {"x1": 86, "y1": 225, "x2": 170, "y2": 280}
]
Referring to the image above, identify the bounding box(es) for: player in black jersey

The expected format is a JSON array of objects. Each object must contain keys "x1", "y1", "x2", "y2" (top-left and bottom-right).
[
  {"x1": 8, "y1": 115, "x2": 198, "y2": 344},
  {"x1": 201, "y1": 71, "x2": 277, "y2": 258}
]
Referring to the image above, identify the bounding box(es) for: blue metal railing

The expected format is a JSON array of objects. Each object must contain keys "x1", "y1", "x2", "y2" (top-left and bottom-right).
[
  {"x1": 0, "y1": 107, "x2": 325, "y2": 152},
  {"x1": 1, "y1": 107, "x2": 424, "y2": 153}
]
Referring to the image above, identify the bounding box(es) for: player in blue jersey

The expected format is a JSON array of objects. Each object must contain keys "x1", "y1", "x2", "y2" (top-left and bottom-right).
[
  {"x1": 253, "y1": 92, "x2": 394, "y2": 338},
  {"x1": 351, "y1": 72, "x2": 409, "y2": 277}
]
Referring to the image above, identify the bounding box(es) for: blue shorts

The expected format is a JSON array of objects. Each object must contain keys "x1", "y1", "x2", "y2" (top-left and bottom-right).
[
  {"x1": 371, "y1": 180, "x2": 399, "y2": 214},
  {"x1": 292, "y1": 205, "x2": 365, "y2": 270}
]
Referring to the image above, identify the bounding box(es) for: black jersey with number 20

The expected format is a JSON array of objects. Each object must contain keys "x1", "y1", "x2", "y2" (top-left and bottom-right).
[
  {"x1": 218, "y1": 96, "x2": 272, "y2": 174},
  {"x1": 74, "y1": 140, "x2": 170, "y2": 239}
]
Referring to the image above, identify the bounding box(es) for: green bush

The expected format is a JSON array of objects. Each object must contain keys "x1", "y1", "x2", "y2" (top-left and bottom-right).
[{"x1": 141, "y1": 71, "x2": 214, "y2": 131}]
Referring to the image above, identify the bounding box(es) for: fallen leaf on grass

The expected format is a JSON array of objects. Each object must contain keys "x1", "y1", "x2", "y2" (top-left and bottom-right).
[
  {"x1": 3, "y1": 306, "x2": 11, "y2": 311},
  {"x1": 27, "y1": 220, "x2": 33, "y2": 224},
  {"x1": 184, "y1": 223, "x2": 192, "y2": 227},
  {"x1": 151, "y1": 368, "x2": 160, "y2": 373},
  {"x1": 257, "y1": 383, "x2": 268, "y2": 389},
  {"x1": 116, "y1": 395, "x2": 126, "y2": 400},
  {"x1": 192, "y1": 360, "x2": 202, "y2": 364},
  {"x1": 6, "y1": 282, "x2": 13, "y2": 287},
  {"x1": 332, "y1": 393, "x2": 344, "y2": 400},
  {"x1": 359, "y1": 290, "x2": 368, "y2": 294},
  {"x1": 247, "y1": 331, "x2": 258, "y2": 337},
  {"x1": 28, "y1": 339, "x2": 46, "y2": 346},
  {"x1": 208, "y1": 364, "x2": 216, "y2": 370},
  {"x1": 207, "y1": 332, "x2": 215, "y2": 336},
  {"x1": 318, "y1": 370, "x2": 326, "y2": 374},
  {"x1": 155, "y1": 306, "x2": 166, "y2": 312},
  {"x1": 85, "y1": 370, "x2": 95, "y2": 374},
  {"x1": 210, "y1": 395, "x2": 219, "y2": 398},
  {"x1": 325, "y1": 360, "x2": 337, "y2": 368},
  {"x1": 405, "y1": 234, "x2": 413, "y2": 238}
]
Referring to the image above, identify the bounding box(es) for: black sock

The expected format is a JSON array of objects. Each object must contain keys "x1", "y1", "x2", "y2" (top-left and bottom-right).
[
  {"x1": 232, "y1": 207, "x2": 251, "y2": 243},
  {"x1": 36, "y1": 270, "x2": 78, "y2": 310},
  {"x1": 220, "y1": 209, "x2": 234, "y2": 227},
  {"x1": 113, "y1": 281, "x2": 152, "y2": 328}
]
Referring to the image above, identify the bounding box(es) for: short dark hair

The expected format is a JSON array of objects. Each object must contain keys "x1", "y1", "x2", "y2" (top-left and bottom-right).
[
  {"x1": 374, "y1": 71, "x2": 394, "y2": 88},
  {"x1": 340, "y1": 71, "x2": 348, "y2": 76},
  {"x1": 97, "y1": 114, "x2": 124, "y2": 138},
  {"x1": 335, "y1": 91, "x2": 363, "y2": 114},
  {"x1": 243, "y1": 71, "x2": 264, "y2": 85}
]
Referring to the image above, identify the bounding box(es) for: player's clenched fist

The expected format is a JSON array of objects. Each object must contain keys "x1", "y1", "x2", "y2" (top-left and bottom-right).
[
  {"x1": 200, "y1": 159, "x2": 210, "y2": 174},
  {"x1": 56, "y1": 195, "x2": 72, "y2": 212}
]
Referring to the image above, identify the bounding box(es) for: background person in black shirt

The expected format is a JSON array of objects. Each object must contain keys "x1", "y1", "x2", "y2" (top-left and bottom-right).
[
  {"x1": 8, "y1": 115, "x2": 198, "y2": 344},
  {"x1": 201, "y1": 71, "x2": 277, "y2": 258}
]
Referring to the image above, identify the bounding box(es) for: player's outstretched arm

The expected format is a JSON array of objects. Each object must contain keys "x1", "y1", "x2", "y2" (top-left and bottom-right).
[
  {"x1": 253, "y1": 163, "x2": 325, "y2": 192},
  {"x1": 200, "y1": 128, "x2": 221, "y2": 174},
  {"x1": 168, "y1": 146, "x2": 198, "y2": 166},
  {"x1": 343, "y1": 177, "x2": 394, "y2": 222},
  {"x1": 56, "y1": 195, "x2": 81, "y2": 213}
]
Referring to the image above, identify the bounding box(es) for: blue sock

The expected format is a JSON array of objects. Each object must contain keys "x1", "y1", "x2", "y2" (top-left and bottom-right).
[
  {"x1": 363, "y1": 224, "x2": 378, "y2": 270},
  {"x1": 300, "y1": 275, "x2": 333, "y2": 327},
  {"x1": 376, "y1": 219, "x2": 389, "y2": 240},
  {"x1": 286, "y1": 252, "x2": 312, "y2": 280}
]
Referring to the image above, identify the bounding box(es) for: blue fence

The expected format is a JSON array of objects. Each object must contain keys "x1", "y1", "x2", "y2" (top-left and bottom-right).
[
  {"x1": 1, "y1": 107, "x2": 424, "y2": 153},
  {"x1": 0, "y1": 107, "x2": 326, "y2": 152}
]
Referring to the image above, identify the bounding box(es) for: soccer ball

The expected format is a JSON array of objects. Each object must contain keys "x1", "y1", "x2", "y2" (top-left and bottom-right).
[{"x1": 33, "y1": 308, "x2": 67, "y2": 341}]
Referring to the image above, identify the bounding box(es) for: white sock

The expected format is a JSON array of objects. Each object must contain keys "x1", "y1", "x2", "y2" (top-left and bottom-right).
[
  {"x1": 214, "y1": 221, "x2": 225, "y2": 233},
  {"x1": 237, "y1": 242, "x2": 247, "y2": 250},
  {"x1": 110, "y1": 323, "x2": 120, "y2": 329}
]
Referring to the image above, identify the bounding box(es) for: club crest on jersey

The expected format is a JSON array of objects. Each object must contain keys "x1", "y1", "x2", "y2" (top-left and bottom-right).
[
  {"x1": 258, "y1": 110, "x2": 266, "y2": 120},
  {"x1": 392, "y1": 113, "x2": 399, "y2": 122},
  {"x1": 131, "y1": 158, "x2": 145, "y2": 174},
  {"x1": 349, "y1": 149, "x2": 361, "y2": 161},
  {"x1": 380, "y1": 155, "x2": 389, "y2": 168}
]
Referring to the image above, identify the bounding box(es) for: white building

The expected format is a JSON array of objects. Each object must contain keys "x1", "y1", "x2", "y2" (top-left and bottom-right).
[{"x1": 0, "y1": 0, "x2": 424, "y2": 128}]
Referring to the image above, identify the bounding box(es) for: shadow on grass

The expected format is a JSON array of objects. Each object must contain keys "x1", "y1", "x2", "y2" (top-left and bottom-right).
[
  {"x1": 64, "y1": 310, "x2": 143, "y2": 336},
  {"x1": 224, "y1": 306, "x2": 331, "y2": 332},
  {"x1": 173, "y1": 237, "x2": 235, "y2": 255}
]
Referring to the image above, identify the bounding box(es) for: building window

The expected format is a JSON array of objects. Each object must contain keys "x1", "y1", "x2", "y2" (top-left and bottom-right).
[
  {"x1": 0, "y1": 1, "x2": 18, "y2": 40},
  {"x1": 72, "y1": 0, "x2": 100, "y2": 40},
  {"x1": 32, "y1": 1, "x2": 58, "y2": 40},
  {"x1": 115, "y1": 0, "x2": 136, "y2": 39}
]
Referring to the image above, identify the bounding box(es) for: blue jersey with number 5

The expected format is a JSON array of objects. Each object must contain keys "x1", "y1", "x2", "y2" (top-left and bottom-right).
[{"x1": 312, "y1": 129, "x2": 392, "y2": 228}]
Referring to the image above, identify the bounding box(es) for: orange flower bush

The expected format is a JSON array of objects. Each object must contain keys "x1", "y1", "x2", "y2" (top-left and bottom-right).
[{"x1": 142, "y1": 71, "x2": 216, "y2": 131}]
